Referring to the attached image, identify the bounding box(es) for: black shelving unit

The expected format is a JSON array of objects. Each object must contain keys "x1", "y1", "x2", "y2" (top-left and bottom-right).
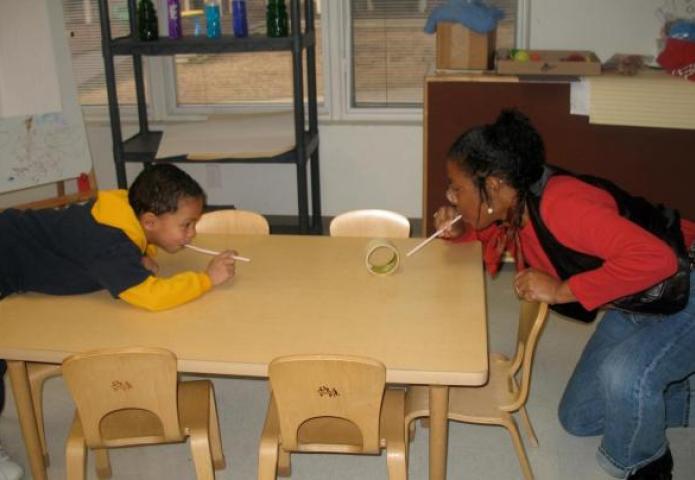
[{"x1": 97, "y1": 0, "x2": 322, "y2": 234}]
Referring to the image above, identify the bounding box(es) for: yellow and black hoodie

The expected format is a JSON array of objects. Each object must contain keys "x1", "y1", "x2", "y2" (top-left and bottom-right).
[{"x1": 0, "y1": 190, "x2": 211, "y2": 310}]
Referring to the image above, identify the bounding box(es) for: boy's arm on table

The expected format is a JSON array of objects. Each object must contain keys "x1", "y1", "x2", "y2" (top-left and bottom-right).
[
  {"x1": 119, "y1": 272, "x2": 212, "y2": 311},
  {"x1": 119, "y1": 249, "x2": 237, "y2": 311},
  {"x1": 84, "y1": 243, "x2": 213, "y2": 311}
]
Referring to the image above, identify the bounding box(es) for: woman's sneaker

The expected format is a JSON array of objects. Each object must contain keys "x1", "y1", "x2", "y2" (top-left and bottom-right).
[
  {"x1": 0, "y1": 443, "x2": 23, "y2": 480},
  {"x1": 627, "y1": 449, "x2": 673, "y2": 480}
]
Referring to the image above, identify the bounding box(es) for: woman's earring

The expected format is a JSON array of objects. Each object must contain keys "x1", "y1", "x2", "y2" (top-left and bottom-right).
[{"x1": 487, "y1": 206, "x2": 494, "y2": 214}]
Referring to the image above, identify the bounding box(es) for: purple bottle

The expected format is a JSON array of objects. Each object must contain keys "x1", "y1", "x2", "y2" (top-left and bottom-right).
[{"x1": 167, "y1": 0, "x2": 182, "y2": 39}]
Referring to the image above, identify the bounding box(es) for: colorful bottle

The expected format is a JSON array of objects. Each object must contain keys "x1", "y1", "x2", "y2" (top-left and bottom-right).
[
  {"x1": 205, "y1": 0, "x2": 222, "y2": 39},
  {"x1": 167, "y1": 0, "x2": 182, "y2": 39},
  {"x1": 137, "y1": 0, "x2": 159, "y2": 41},
  {"x1": 266, "y1": 0, "x2": 288, "y2": 37},
  {"x1": 231, "y1": 0, "x2": 248, "y2": 38}
]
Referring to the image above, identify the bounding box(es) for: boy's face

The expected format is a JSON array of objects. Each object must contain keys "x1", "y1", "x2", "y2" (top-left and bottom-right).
[{"x1": 141, "y1": 196, "x2": 204, "y2": 253}]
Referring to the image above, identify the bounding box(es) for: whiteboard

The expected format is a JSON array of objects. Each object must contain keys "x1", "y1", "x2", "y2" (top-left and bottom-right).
[{"x1": 0, "y1": 0, "x2": 92, "y2": 193}]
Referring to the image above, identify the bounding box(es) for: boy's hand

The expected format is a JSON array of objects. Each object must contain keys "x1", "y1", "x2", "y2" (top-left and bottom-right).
[
  {"x1": 141, "y1": 256, "x2": 160, "y2": 275},
  {"x1": 207, "y1": 250, "x2": 237, "y2": 286},
  {"x1": 433, "y1": 206, "x2": 465, "y2": 239}
]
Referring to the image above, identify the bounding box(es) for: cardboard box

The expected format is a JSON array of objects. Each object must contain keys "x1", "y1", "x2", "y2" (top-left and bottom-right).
[
  {"x1": 495, "y1": 50, "x2": 601, "y2": 76},
  {"x1": 436, "y1": 22, "x2": 496, "y2": 71}
]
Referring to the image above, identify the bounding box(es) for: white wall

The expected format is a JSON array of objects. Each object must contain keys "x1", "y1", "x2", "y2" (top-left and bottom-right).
[
  {"x1": 1, "y1": 0, "x2": 679, "y2": 217},
  {"x1": 528, "y1": 0, "x2": 667, "y2": 61}
]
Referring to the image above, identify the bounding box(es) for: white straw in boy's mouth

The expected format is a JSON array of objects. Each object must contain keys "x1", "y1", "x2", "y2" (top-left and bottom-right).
[{"x1": 184, "y1": 243, "x2": 251, "y2": 262}]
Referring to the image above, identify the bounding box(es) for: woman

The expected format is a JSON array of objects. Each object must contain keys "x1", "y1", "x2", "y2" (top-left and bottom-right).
[{"x1": 435, "y1": 109, "x2": 695, "y2": 480}]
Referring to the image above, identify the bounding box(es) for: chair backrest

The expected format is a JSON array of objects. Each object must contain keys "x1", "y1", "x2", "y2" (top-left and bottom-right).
[
  {"x1": 329, "y1": 209, "x2": 410, "y2": 238},
  {"x1": 196, "y1": 209, "x2": 270, "y2": 235},
  {"x1": 502, "y1": 300, "x2": 549, "y2": 412},
  {"x1": 61, "y1": 347, "x2": 183, "y2": 448},
  {"x1": 268, "y1": 354, "x2": 386, "y2": 454}
]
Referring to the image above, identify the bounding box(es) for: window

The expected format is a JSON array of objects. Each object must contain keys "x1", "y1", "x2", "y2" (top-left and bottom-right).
[
  {"x1": 63, "y1": 0, "x2": 142, "y2": 105},
  {"x1": 62, "y1": 0, "x2": 322, "y2": 110},
  {"x1": 62, "y1": 0, "x2": 522, "y2": 117},
  {"x1": 349, "y1": 0, "x2": 519, "y2": 108},
  {"x1": 173, "y1": 0, "x2": 324, "y2": 106}
]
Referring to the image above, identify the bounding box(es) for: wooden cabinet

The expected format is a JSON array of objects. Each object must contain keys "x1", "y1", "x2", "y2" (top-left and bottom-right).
[{"x1": 423, "y1": 75, "x2": 695, "y2": 235}]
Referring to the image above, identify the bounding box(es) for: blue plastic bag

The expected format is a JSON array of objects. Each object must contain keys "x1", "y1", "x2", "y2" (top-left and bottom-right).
[
  {"x1": 424, "y1": 0, "x2": 504, "y2": 34},
  {"x1": 668, "y1": 20, "x2": 695, "y2": 42}
]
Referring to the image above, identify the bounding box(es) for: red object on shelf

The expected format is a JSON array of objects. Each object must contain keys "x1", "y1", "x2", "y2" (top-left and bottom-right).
[
  {"x1": 77, "y1": 173, "x2": 91, "y2": 193},
  {"x1": 657, "y1": 37, "x2": 695, "y2": 81}
]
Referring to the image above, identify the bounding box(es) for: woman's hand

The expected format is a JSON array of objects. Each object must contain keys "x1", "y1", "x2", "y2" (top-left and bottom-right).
[
  {"x1": 206, "y1": 250, "x2": 237, "y2": 286},
  {"x1": 514, "y1": 268, "x2": 576, "y2": 304},
  {"x1": 141, "y1": 255, "x2": 160, "y2": 275},
  {"x1": 433, "y1": 206, "x2": 466, "y2": 239}
]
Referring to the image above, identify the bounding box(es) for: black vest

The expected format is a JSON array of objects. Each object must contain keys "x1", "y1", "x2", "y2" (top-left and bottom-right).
[{"x1": 526, "y1": 166, "x2": 690, "y2": 322}]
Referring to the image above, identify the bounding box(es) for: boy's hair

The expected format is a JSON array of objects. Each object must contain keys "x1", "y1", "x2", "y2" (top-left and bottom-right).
[{"x1": 128, "y1": 164, "x2": 206, "y2": 216}]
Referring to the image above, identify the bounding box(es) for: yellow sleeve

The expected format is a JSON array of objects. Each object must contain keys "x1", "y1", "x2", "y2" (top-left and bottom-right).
[{"x1": 119, "y1": 272, "x2": 213, "y2": 311}]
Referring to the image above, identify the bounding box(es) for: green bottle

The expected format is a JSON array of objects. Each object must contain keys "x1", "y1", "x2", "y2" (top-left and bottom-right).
[
  {"x1": 137, "y1": 0, "x2": 159, "y2": 41},
  {"x1": 266, "y1": 0, "x2": 288, "y2": 37}
]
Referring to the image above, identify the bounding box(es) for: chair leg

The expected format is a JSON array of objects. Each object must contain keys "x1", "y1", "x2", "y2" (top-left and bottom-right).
[
  {"x1": 65, "y1": 416, "x2": 86, "y2": 480},
  {"x1": 189, "y1": 428, "x2": 215, "y2": 480},
  {"x1": 518, "y1": 406, "x2": 539, "y2": 447},
  {"x1": 386, "y1": 442, "x2": 408, "y2": 480},
  {"x1": 258, "y1": 437, "x2": 279, "y2": 480},
  {"x1": 28, "y1": 363, "x2": 60, "y2": 466},
  {"x1": 277, "y1": 448, "x2": 291, "y2": 477},
  {"x1": 207, "y1": 386, "x2": 226, "y2": 470},
  {"x1": 503, "y1": 415, "x2": 534, "y2": 480},
  {"x1": 407, "y1": 419, "x2": 416, "y2": 443},
  {"x1": 94, "y1": 449, "x2": 112, "y2": 479}
]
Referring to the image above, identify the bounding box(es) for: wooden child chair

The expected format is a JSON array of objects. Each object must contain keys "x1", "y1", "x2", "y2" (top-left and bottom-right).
[
  {"x1": 196, "y1": 209, "x2": 270, "y2": 235},
  {"x1": 329, "y1": 209, "x2": 410, "y2": 238},
  {"x1": 61, "y1": 347, "x2": 225, "y2": 480},
  {"x1": 258, "y1": 354, "x2": 407, "y2": 480},
  {"x1": 404, "y1": 300, "x2": 549, "y2": 480}
]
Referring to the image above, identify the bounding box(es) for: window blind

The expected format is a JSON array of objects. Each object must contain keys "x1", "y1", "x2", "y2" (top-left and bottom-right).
[
  {"x1": 174, "y1": 0, "x2": 324, "y2": 106},
  {"x1": 62, "y1": 0, "x2": 143, "y2": 106},
  {"x1": 351, "y1": 0, "x2": 517, "y2": 107}
]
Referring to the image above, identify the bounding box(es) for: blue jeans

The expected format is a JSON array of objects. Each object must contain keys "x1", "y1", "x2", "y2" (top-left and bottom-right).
[{"x1": 558, "y1": 271, "x2": 695, "y2": 478}]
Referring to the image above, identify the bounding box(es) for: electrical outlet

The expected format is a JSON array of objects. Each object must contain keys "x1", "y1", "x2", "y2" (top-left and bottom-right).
[{"x1": 206, "y1": 164, "x2": 222, "y2": 189}]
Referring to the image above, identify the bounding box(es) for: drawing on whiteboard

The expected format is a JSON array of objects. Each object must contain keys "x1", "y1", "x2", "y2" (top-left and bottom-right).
[
  {"x1": 0, "y1": 0, "x2": 92, "y2": 194},
  {"x1": 0, "y1": 112, "x2": 90, "y2": 189}
]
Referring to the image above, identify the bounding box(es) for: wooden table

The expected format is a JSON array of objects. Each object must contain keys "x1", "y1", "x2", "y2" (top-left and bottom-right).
[{"x1": 0, "y1": 234, "x2": 488, "y2": 480}]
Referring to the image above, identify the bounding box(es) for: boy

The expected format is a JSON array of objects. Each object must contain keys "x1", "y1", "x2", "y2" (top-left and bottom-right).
[
  {"x1": 0, "y1": 164, "x2": 237, "y2": 431},
  {"x1": 0, "y1": 163, "x2": 237, "y2": 308}
]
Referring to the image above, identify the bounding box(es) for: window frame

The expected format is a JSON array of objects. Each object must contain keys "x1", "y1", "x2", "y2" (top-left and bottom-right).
[{"x1": 77, "y1": 0, "x2": 529, "y2": 124}]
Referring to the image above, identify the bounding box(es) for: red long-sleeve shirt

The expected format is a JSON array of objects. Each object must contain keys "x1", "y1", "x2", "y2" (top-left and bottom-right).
[{"x1": 460, "y1": 176, "x2": 695, "y2": 311}]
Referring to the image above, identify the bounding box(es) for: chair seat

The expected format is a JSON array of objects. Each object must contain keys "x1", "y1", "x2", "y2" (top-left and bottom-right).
[
  {"x1": 405, "y1": 354, "x2": 517, "y2": 425},
  {"x1": 404, "y1": 300, "x2": 549, "y2": 480}
]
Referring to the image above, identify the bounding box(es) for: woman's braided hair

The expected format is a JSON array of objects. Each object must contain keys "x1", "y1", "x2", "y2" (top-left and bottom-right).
[{"x1": 447, "y1": 109, "x2": 545, "y2": 229}]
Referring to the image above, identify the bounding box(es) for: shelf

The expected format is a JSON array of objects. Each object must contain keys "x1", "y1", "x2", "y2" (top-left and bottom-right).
[
  {"x1": 110, "y1": 32, "x2": 315, "y2": 56},
  {"x1": 101, "y1": 0, "x2": 322, "y2": 233},
  {"x1": 122, "y1": 130, "x2": 162, "y2": 161},
  {"x1": 122, "y1": 131, "x2": 318, "y2": 165}
]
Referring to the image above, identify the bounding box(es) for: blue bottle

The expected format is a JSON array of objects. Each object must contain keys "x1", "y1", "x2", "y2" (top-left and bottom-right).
[
  {"x1": 232, "y1": 0, "x2": 248, "y2": 38},
  {"x1": 205, "y1": 0, "x2": 221, "y2": 39}
]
